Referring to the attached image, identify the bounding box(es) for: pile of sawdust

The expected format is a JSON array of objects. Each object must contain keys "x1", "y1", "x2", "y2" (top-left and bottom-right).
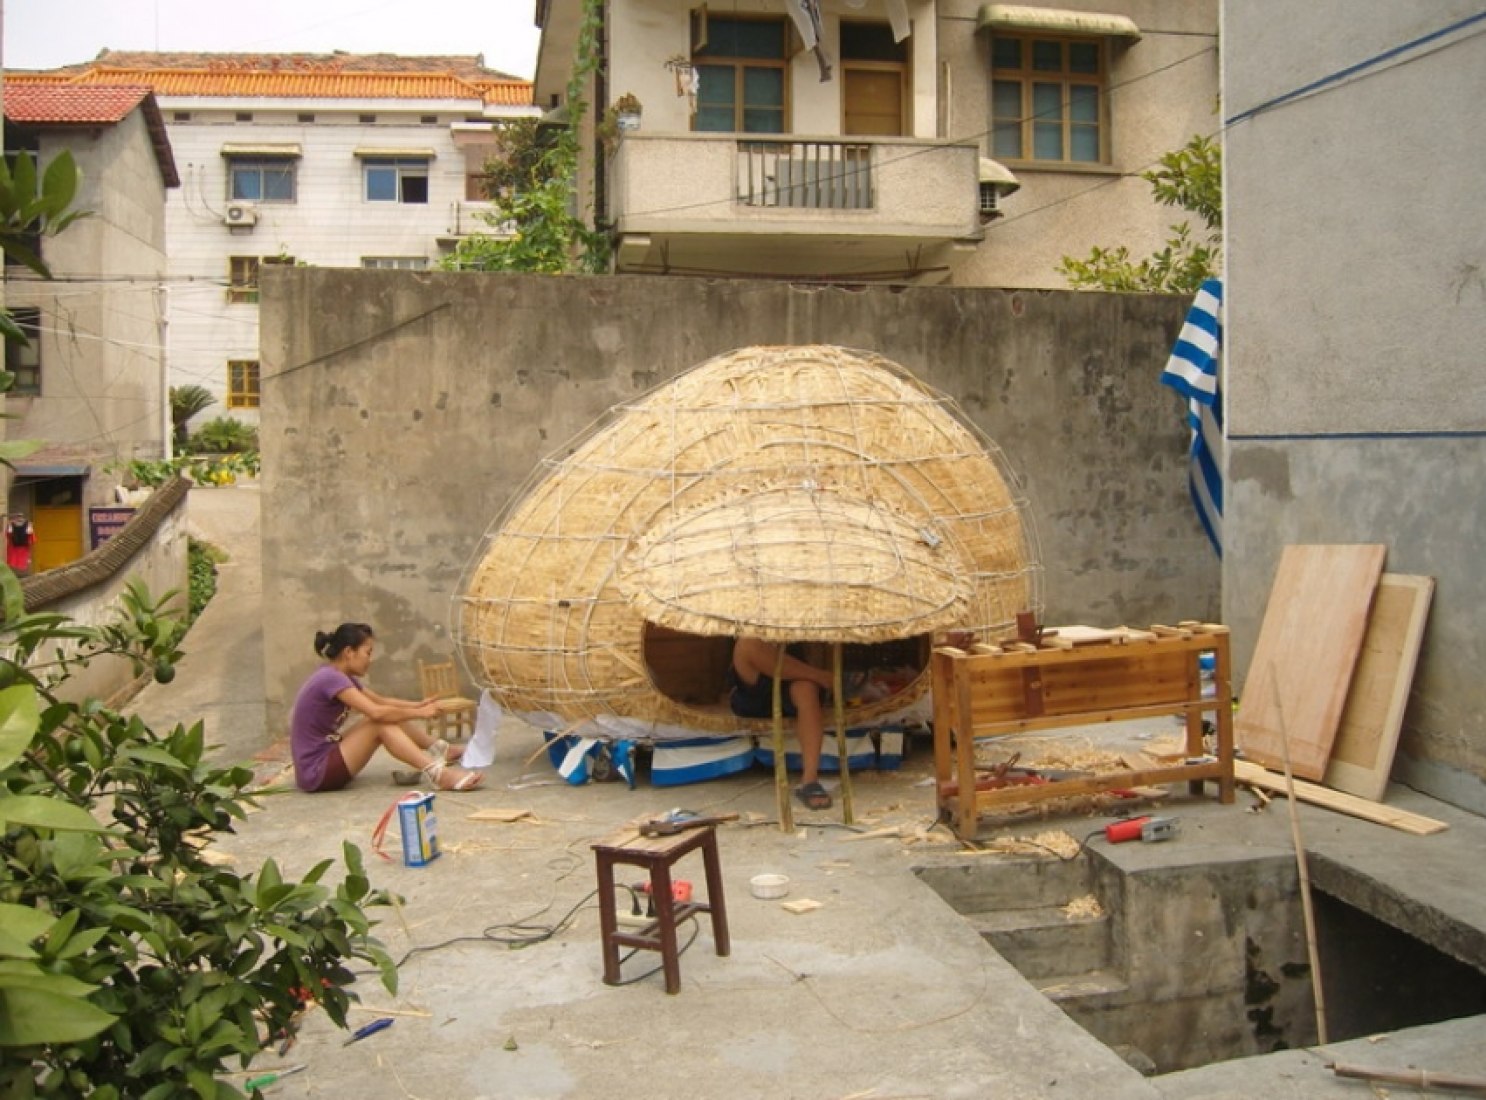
[
  {"x1": 984, "y1": 829, "x2": 1082, "y2": 859},
  {"x1": 1061, "y1": 894, "x2": 1104, "y2": 920}
]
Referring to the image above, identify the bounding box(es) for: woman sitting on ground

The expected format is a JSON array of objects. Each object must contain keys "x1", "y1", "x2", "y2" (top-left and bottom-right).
[{"x1": 290, "y1": 622, "x2": 483, "y2": 792}]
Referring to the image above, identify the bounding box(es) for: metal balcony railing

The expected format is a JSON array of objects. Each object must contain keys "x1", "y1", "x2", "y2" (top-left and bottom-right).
[{"x1": 737, "y1": 140, "x2": 873, "y2": 210}]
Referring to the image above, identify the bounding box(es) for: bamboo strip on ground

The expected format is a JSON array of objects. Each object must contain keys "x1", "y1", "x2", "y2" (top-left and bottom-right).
[{"x1": 1234, "y1": 760, "x2": 1447, "y2": 835}]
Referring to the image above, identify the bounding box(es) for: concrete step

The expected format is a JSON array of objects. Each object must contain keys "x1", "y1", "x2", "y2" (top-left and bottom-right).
[
  {"x1": 915, "y1": 855, "x2": 1092, "y2": 913},
  {"x1": 967, "y1": 906, "x2": 1113, "y2": 979},
  {"x1": 1035, "y1": 968, "x2": 1130, "y2": 1005}
]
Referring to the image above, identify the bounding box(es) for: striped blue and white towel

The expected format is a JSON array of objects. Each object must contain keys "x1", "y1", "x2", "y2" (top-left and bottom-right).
[{"x1": 1161, "y1": 278, "x2": 1224, "y2": 557}]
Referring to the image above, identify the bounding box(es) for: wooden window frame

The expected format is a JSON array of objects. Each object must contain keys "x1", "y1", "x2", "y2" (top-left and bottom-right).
[
  {"x1": 226, "y1": 360, "x2": 260, "y2": 409},
  {"x1": 227, "y1": 255, "x2": 295, "y2": 304},
  {"x1": 989, "y1": 32, "x2": 1109, "y2": 167},
  {"x1": 691, "y1": 15, "x2": 790, "y2": 135}
]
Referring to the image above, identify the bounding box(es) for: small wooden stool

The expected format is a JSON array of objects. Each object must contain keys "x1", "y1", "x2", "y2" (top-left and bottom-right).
[{"x1": 591, "y1": 824, "x2": 730, "y2": 995}]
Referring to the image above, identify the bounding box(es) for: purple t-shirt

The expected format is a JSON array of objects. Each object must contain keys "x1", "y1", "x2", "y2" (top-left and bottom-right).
[{"x1": 290, "y1": 665, "x2": 360, "y2": 791}]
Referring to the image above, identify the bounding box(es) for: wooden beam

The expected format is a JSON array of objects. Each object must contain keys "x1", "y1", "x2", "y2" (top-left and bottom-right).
[{"x1": 1234, "y1": 761, "x2": 1447, "y2": 836}]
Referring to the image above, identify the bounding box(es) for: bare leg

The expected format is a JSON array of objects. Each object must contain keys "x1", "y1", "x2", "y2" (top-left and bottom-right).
[
  {"x1": 790, "y1": 679, "x2": 826, "y2": 786},
  {"x1": 337, "y1": 721, "x2": 477, "y2": 785}
]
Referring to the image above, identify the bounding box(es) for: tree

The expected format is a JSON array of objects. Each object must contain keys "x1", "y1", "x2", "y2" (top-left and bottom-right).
[
  {"x1": 1057, "y1": 134, "x2": 1222, "y2": 294},
  {"x1": 0, "y1": 150, "x2": 394, "y2": 1098},
  {"x1": 441, "y1": 0, "x2": 610, "y2": 275},
  {"x1": 170, "y1": 385, "x2": 217, "y2": 450}
]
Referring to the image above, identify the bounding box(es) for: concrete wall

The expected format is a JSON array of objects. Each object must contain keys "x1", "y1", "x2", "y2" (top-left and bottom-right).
[
  {"x1": 259, "y1": 268, "x2": 1215, "y2": 731},
  {"x1": 1222, "y1": 3, "x2": 1486, "y2": 811}
]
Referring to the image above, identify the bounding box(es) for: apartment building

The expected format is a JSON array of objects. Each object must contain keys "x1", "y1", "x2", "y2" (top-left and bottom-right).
[
  {"x1": 23, "y1": 52, "x2": 537, "y2": 431},
  {"x1": 533, "y1": 0, "x2": 1218, "y2": 286}
]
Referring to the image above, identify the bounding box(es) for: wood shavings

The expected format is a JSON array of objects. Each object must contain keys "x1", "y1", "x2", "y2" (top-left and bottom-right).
[
  {"x1": 781, "y1": 898, "x2": 823, "y2": 914},
  {"x1": 983, "y1": 830, "x2": 1081, "y2": 859},
  {"x1": 1061, "y1": 894, "x2": 1104, "y2": 920}
]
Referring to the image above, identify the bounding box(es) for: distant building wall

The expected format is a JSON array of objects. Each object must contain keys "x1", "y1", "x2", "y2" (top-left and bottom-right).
[
  {"x1": 7, "y1": 109, "x2": 170, "y2": 501},
  {"x1": 259, "y1": 268, "x2": 1216, "y2": 732},
  {"x1": 1223, "y1": 3, "x2": 1486, "y2": 810}
]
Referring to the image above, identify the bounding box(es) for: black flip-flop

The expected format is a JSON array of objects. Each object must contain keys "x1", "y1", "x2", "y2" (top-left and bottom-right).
[{"x1": 795, "y1": 781, "x2": 833, "y2": 810}]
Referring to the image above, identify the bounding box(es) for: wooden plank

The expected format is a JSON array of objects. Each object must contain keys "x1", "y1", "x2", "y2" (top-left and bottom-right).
[
  {"x1": 1235, "y1": 545, "x2": 1386, "y2": 780},
  {"x1": 1323, "y1": 574, "x2": 1434, "y2": 801},
  {"x1": 1234, "y1": 761, "x2": 1446, "y2": 835}
]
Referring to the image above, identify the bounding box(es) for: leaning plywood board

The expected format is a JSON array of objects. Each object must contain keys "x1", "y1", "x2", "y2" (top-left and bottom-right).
[
  {"x1": 1234, "y1": 761, "x2": 1447, "y2": 836},
  {"x1": 1323, "y1": 574, "x2": 1434, "y2": 801},
  {"x1": 1235, "y1": 544, "x2": 1386, "y2": 780}
]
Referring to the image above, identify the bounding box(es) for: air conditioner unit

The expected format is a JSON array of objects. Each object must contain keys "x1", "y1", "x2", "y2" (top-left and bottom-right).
[{"x1": 224, "y1": 201, "x2": 259, "y2": 227}]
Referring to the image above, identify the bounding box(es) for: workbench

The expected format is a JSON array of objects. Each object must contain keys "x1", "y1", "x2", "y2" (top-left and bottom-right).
[{"x1": 930, "y1": 624, "x2": 1234, "y2": 840}]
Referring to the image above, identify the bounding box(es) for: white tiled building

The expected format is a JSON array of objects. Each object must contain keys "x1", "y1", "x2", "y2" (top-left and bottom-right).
[{"x1": 22, "y1": 53, "x2": 536, "y2": 433}]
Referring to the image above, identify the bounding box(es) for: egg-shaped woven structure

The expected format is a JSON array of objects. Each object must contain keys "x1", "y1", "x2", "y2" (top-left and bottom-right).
[{"x1": 455, "y1": 344, "x2": 1041, "y2": 731}]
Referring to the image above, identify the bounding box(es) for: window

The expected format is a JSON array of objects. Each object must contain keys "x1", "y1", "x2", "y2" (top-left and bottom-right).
[
  {"x1": 297, "y1": 113, "x2": 315, "y2": 123},
  {"x1": 173, "y1": 111, "x2": 192, "y2": 122},
  {"x1": 235, "y1": 112, "x2": 253, "y2": 123},
  {"x1": 420, "y1": 115, "x2": 438, "y2": 125},
  {"x1": 227, "y1": 255, "x2": 295, "y2": 304},
  {"x1": 361, "y1": 257, "x2": 429, "y2": 270},
  {"x1": 227, "y1": 360, "x2": 260, "y2": 409},
  {"x1": 364, "y1": 158, "x2": 429, "y2": 204},
  {"x1": 693, "y1": 17, "x2": 787, "y2": 133},
  {"x1": 359, "y1": 113, "x2": 377, "y2": 124},
  {"x1": 6, "y1": 309, "x2": 41, "y2": 395},
  {"x1": 228, "y1": 157, "x2": 296, "y2": 202},
  {"x1": 990, "y1": 34, "x2": 1106, "y2": 165}
]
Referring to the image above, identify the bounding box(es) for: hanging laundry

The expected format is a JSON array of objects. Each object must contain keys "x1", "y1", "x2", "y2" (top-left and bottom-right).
[{"x1": 784, "y1": 0, "x2": 834, "y2": 81}]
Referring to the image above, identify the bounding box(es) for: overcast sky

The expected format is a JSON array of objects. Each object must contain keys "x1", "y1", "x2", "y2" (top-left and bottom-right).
[{"x1": 2, "y1": 0, "x2": 542, "y2": 77}]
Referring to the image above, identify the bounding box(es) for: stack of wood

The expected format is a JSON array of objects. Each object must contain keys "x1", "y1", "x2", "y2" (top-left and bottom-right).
[{"x1": 1234, "y1": 544, "x2": 1441, "y2": 835}]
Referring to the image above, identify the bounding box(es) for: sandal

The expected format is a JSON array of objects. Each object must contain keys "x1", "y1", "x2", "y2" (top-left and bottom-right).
[
  {"x1": 794, "y1": 781, "x2": 832, "y2": 810},
  {"x1": 421, "y1": 757, "x2": 484, "y2": 792}
]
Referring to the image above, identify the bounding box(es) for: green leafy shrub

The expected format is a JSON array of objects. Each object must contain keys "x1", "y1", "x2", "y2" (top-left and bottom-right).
[
  {"x1": 0, "y1": 576, "x2": 396, "y2": 1096},
  {"x1": 187, "y1": 538, "x2": 225, "y2": 622},
  {"x1": 187, "y1": 417, "x2": 258, "y2": 455}
]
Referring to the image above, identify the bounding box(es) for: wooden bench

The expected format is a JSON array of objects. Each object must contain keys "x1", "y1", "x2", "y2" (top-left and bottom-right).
[{"x1": 930, "y1": 624, "x2": 1235, "y2": 840}]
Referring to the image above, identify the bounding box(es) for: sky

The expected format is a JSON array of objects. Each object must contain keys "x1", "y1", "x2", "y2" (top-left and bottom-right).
[{"x1": 2, "y1": 0, "x2": 542, "y2": 78}]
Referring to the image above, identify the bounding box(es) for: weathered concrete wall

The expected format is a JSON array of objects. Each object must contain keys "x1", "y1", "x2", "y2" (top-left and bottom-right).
[
  {"x1": 1222, "y1": 3, "x2": 1486, "y2": 811},
  {"x1": 258, "y1": 269, "x2": 1215, "y2": 731}
]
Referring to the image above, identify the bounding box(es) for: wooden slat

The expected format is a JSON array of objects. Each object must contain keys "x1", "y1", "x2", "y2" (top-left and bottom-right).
[
  {"x1": 1234, "y1": 761, "x2": 1447, "y2": 836},
  {"x1": 1235, "y1": 545, "x2": 1386, "y2": 780},
  {"x1": 1323, "y1": 574, "x2": 1434, "y2": 801}
]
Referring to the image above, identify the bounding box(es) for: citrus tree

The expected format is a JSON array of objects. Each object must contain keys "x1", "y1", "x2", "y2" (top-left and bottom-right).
[{"x1": 1057, "y1": 134, "x2": 1222, "y2": 294}]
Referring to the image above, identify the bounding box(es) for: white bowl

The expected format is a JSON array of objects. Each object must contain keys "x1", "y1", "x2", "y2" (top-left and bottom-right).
[{"x1": 750, "y1": 873, "x2": 790, "y2": 900}]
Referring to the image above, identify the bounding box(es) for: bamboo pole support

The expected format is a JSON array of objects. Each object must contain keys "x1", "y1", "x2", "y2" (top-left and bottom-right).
[
  {"x1": 832, "y1": 644, "x2": 854, "y2": 825},
  {"x1": 773, "y1": 646, "x2": 793, "y2": 833},
  {"x1": 1270, "y1": 666, "x2": 1327, "y2": 1045}
]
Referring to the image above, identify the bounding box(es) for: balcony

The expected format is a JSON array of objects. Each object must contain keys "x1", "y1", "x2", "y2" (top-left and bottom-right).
[{"x1": 610, "y1": 133, "x2": 984, "y2": 282}]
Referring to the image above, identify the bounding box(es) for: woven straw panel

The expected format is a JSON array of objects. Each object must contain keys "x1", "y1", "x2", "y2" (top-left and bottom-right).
[{"x1": 456, "y1": 345, "x2": 1042, "y2": 727}]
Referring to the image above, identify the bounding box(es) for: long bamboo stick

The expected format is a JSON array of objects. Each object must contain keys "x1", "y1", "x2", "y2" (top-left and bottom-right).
[
  {"x1": 1270, "y1": 666, "x2": 1327, "y2": 1044},
  {"x1": 773, "y1": 646, "x2": 793, "y2": 833},
  {"x1": 832, "y1": 644, "x2": 854, "y2": 825}
]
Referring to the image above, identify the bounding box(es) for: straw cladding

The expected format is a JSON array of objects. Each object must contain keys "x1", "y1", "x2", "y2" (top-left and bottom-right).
[{"x1": 456, "y1": 345, "x2": 1041, "y2": 729}]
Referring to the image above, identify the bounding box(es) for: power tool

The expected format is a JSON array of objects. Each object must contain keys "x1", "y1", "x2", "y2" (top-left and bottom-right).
[{"x1": 1103, "y1": 815, "x2": 1179, "y2": 843}]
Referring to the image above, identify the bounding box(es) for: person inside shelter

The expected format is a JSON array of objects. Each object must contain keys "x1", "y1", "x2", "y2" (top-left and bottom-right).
[{"x1": 729, "y1": 636, "x2": 835, "y2": 810}]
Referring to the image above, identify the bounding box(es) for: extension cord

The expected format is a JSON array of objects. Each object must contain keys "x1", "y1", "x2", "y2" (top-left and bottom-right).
[{"x1": 616, "y1": 912, "x2": 652, "y2": 929}]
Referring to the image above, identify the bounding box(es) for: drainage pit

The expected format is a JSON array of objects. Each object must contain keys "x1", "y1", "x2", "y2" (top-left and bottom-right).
[{"x1": 915, "y1": 847, "x2": 1486, "y2": 1075}]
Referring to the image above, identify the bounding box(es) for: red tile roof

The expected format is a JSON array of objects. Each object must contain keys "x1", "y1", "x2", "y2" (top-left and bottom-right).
[
  {"x1": 38, "y1": 51, "x2": 534, "y2": 107},
  {"x1": 4, "y1": 82, "x2": 151, "y2": 124},
  {"x1": 2, "y1": 81, "x2": 179, "y2": 186}
]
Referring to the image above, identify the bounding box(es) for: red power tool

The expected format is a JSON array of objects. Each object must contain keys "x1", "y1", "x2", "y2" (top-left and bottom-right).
[{"x1": 1104, "y1": 815, "x2": 1179, "y2": 843}]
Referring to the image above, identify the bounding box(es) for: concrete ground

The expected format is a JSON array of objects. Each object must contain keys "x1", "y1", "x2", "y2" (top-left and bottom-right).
[{"x1": 125, "y1": 485, "x2": 1486, "y2": 1100}]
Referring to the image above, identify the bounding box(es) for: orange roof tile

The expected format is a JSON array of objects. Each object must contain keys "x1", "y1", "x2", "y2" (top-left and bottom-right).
[{"x1": 71, "y1": 67, "x2": 502, "y2": 102}]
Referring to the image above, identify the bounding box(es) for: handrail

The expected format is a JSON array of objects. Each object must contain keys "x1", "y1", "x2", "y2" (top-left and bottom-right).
[{"x1": 737, "y1": 139, "x2": 873, "y2": 210}]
